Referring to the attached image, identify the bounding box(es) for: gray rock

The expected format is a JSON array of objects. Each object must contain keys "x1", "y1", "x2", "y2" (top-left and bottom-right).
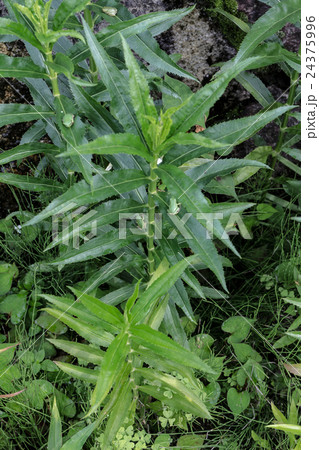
[{"x1": 122, "y1": 0, "x2": 236, "y2": 88}]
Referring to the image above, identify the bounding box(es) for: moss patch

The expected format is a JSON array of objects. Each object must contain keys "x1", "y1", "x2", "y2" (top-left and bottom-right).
[{"x1": 198, "y1": 0, "x2": 248, "y2": 49}]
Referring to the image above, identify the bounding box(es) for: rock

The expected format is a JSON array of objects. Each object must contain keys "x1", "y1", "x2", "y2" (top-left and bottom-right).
[{"x1": 122, "y1": 0, "x2": 236, "y2": 88}]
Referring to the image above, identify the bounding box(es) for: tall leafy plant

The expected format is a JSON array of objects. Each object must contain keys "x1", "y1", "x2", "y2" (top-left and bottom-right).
[{"x1": 0, "y1": 0, "x2": 300, "y2": 443}]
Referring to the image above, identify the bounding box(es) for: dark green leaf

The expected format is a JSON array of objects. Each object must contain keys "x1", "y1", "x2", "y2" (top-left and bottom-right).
[
  {"x1": 0, "y1": 143, "x2": 59, "y2": 165},
  {"x1": 165, "y1": 106, "x2": 294, "y2": 165},
  {"x1": 48, "y1": 230, "x2": 141, "y2": 266},
  {"x1": 169, "y1": 57, "x2": 263, "y2": 134},
  {"x1": 236, "y1": 0, "x2": 301, "y2": 62},
  {"x1": 0, "y1": 54, "x2": 49, "y2": 79},
  {"x1": 0, "y1": 173, "x2": 64, "y2": 192},
  {"x1": 45, "y1": 200, "x2": 145, "y2": 251},
  {"x1": 53, "y1": 0, "x2": 91, "y2": 31},
  {"x1": 24, "y1": 170, "x2": 148, "y2": 226},
  {"x1": 0, "y1": 104, "x2": 54, "y2": 127},
  {"x1": 83, "y1": 20, "x2": 143, "y2": 137}
]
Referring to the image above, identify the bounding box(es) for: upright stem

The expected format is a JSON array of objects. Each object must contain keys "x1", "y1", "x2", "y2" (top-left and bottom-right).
[
  {"x1": 147, "y1": 158, "x2": 158, "y2": 277},
  {"x1": 45, "y1": 50, "x2": 60, "y2": 98},
  {"x1": 84, "y1": 8, "x2": 98, "y2": 83}
]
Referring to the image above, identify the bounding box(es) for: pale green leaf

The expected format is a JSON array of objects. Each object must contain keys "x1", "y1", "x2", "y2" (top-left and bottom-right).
[
  {"x1": 48, "y1": 397, "x2": 62, "y2": 450},
  {"x1": 60, "y1": 133, "x2": 152, "y2": 161},
  {"x1": 54, "y1": 362, "x2": 99, "y2": 384},
  {"x1": 53, "y1": 0, "x2": 91, "y2": 31},
  {"x1": 48, "y1": 339, "x2": 104, "y2": 365},
  {"x1": 122, "y1": 36, "x2": 157, "y2": 140},
  {"x1": 89, "y1": 331, "x2": 129, "y2": 415},
  {"x1": 130, "y1": 257, "x2": 195, "y2": 324}
]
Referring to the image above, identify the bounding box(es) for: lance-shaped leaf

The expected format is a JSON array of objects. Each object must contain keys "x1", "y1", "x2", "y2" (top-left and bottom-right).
[
  {"x1": 48, "y1": 339, "x2": 104, "y2": 365},
  {"x1": 54, "y1": 362, "x2": 99, "y2": 384},
  {"x1": 0, "y1": 173, "x2": 64, "y2": 192},
  {"x1": 169, "y1": 57, "x2": 262, "y2": 135},
  {"x1": 170, "y1": 278, "x2": 195, "y2": 322},
  {"x1": 160, "y1": 207, "x2": 226, "y2": 291},
  {"x1": 122, "y1": 36, "x2": 157, "y2": 140},
  {"x1": 70, "y1": 7, "x2": 194, "y2": 64},
  {"x1": 98, "y1": 6, "x2": 195, "y2": 50},
  {"x1": 43, "y1": 308, "x2": 113, "y2": 347},
  {"x1": 137, "y1": 368, "x2": 211, "y2": 419},
  {"x1": 163, "y1": 299, "x2": 189, "y2": 348},
  {"x1": 0, "y1": 18, "x2": 43, "y2": 50},
  {"x1": 0, "y1": 54, "x2": 50, "y2": 79},
  {"x1": 236, "y1": 0, "x2": 301, "y2": 63},
  {"x1": 185, "y1": 159, "x2": 269, "y2": 186},
  {"x1": 70, "y1": 83, "x2": 122, "y2": 134},
  {"x1": 60, "y1": 133, "x2": 152, "y2": 161},
  {"x1": 60, "y1": 421, "x2": 98, "y2": 450},
  {"x1": 236, "y1": 71, "x2": 275, "y2": 108},
  {"x1": 45, "y1": 199, "x2": 145, "y2": 251},
  {"x1": 158, "y1": 132, "x2": 226, "y2": 156},
  {"x1": 48, "y1": 398, "x2": 62, "y2": 450},
  {"x1": 160, "y1": 235, "x2": 205, "y2": 299},
  {"x1": 164, "y1": 106, "x2": 294, "y2": 165},
  {"x1": 130, "y1": 257, "x2": 195, "y2": 325},
  {"x1": 156, "y1": 164, "x2": 238, "y2": 259},
  {"x1": 0, "y1": 143, "x2": 59, "y2": 165},
  {"x1": 266, "y1": 424, "x2": 301, "y2": 436},
  {"x1": 214, "y1": 7, "x2": 250, "y2": 32},
  {"x1": 81, "y1": 254, "x2": 144, "y2": 293},
  {"x1": 249, "y1": 41, "x2": 301, "y2": 72},
  {"x1": 41, "y1": 294, "x2": 115, "y2": 332},
  {"x1": 0, "y1": 104, "x2": 54, "y2": 127},
  {"x1": 48, "y1": 230, "x2": 141, "y2": 266},
  {"x1": 24, "y1": 170, "x2": 148, "y2": 226},
  {"x1": 70, "y1": 288, "x2": 124, "y2": 328},
  {"x1": 99, "y1": 285, "x2": 138, "y2": 307},
  {"x1": 89, "y1": 3, "x2": 196, "y2": 81},
  {"x1": 102, "y1": 381, "x2": 133, "y2": 446},
  {"x1": 89, "y1": 331, "x2": 129, "y2": 415},
  {"x1": 53, "y1": 0, "x2": 91, "y2": 31},
  {"x1": 83, "y1": 20, "x2": 142, "y2": 137},
  {"x1": 131, "y1": 324, "x2": 213, "y2": 373},
  {"x1": 216, "y1": 0, "x2": 301, "y2": 76}
]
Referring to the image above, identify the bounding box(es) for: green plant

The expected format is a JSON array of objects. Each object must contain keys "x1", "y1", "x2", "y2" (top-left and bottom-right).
[
  {"x1": 204, "y1": 0, "x2": 249, "y2": 49},
  {"x1": 252, "y1": 394, "x2": 301, "y2": 450},
  {"x1": 42, "y1": 266, "x2": 215, "y2": 447},
  {"x1": 0, "y1": 0, "x2": 301, "y2": 446}
]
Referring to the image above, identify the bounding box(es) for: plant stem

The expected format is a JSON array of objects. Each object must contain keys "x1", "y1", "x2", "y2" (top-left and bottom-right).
[
  {"x1": 45, "y1": 50, "x2": 60, "y2": 97},
  {"x1": 147, "y1": 158, "x2": 158, "y2": 277},
  {"x1": 84, "y1": 8, "x2": 98, "y2": 83}
]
